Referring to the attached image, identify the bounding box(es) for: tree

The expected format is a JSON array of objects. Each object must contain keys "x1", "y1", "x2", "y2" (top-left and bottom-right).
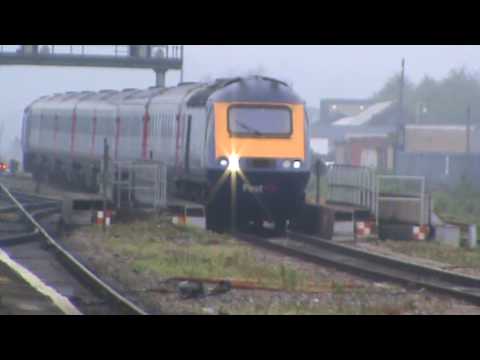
[
  {"x1": 372, "y1": 73, "x2": 416, "y2": 123},
  {"x1": 372, "y1": 67, "x2": 480, "y2": 124},
  {"x1": 373, "y1": 73, "x2": 416, "y2": 103}
]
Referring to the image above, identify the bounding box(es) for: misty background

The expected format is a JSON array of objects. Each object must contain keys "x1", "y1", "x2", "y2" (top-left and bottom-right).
[{"x1": 2, "y1": 45, "x2": 480, "y2": 161}]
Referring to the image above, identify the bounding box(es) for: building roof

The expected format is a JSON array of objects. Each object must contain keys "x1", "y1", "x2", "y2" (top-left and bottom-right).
[
  {"x1": 333, "y1": 101, "x2": 394, "y2": 126},
  {"x1": 345, "y1": 133, "x2": 390, "y2": 140},
  {"x1": 406, "y1": 124, "x2": 477, "y2": 131},
  {"x1": 320, "y1": 98, "x2": 374, "y2": 124}
]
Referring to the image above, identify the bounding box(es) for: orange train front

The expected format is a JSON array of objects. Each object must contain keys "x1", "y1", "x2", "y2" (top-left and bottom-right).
[
  {"x1": 204, "y1": 77, "x2": 311, "y2": 232},
  {"x1": 22, "y1": 76, "x2": 312, "y2": 233}
]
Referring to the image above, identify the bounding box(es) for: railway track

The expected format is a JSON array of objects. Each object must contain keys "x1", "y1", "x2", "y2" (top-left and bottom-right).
[
  {"x1": 0, "y1": 183, "x2": 147, "y2": 315},
  {"x1": 235, "y1": 230, "x2": 480, "y2": 306}
]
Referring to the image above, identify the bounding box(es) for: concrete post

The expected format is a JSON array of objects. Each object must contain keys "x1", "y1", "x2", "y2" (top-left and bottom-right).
[
  {"x1": 467, "y1": 224, "x2": 477, "y2": 249},
  {"x1": 155, "y1": 69, "x2": 166, "y2": 88}
]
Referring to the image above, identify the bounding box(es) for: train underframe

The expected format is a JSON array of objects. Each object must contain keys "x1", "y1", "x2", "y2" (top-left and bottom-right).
[
  {"x1": 205, "y1": 170, "x2": 309, "y2": 234},
  {"x1": 24, "y1": 152, "x2": 101, "y2": 193},
  {"x1": 24, "y1": 151, "x2": 309, "y2": 235}
]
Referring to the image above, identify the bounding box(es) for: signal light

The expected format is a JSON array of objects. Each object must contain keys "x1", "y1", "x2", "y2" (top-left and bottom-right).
[{"x1": 0, "y1": 163, "x2": 7, "y2": 171}]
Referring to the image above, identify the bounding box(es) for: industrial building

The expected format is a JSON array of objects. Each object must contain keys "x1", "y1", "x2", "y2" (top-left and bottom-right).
[
  {"x1": 397, "y1": 124, "x2": 480, "y2": 189},
  {"x1": 312, "y1": 96, "x2": 480, "y2": 190},
  {"x1": 311, "y1": 99, "x2": 400, "y2": 170},
  {"x1": 404, "y1": 124, "x2": 480, "y2": 154}
]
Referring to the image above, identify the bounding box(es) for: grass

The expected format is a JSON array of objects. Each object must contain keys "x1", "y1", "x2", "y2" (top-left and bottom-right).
[
  {"x1": 78, "y1": 214, "x2": 461, "y2": 315},
  {"x1": 433, "y1": 184, "x2": 480, "y2": 226},
  {"x1": 367, "y1": 239, "x2": 480, "y2": 270},
  {"x1": 84, "y1": 214, "x2": 324, "y2": 292}
]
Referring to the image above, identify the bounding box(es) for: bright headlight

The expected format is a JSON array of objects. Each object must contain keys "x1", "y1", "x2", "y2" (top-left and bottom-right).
[
  {"x1": 293, "y1": 160, "x2": 302, "y2": 169},
  {"x1": 219, "y1": 158, "x2": 229, "y2": 167},
  {"x1": 228, "y1": 154, "x2": 240, "y2": 173},
  {"x1": 282, "y1": 160, "x2": 292, "y2": 169}
]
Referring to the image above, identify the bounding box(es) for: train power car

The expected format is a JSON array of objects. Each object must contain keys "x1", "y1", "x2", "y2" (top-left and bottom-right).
[{"x1": 22, "y1": 76, "x2": 311, "y2": 232}]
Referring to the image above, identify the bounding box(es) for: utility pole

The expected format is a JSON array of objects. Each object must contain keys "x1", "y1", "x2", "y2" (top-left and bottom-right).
[
  {"x1": 466, "y1": 105, "x2": 472, "y2": 183},
  {"x1": 393, "y1": 58, "x2": 406, "y2": 174},
  {"x1": 467, "y1": 105, "x2": 472, "y2": 155},
  {"x1": 103, "y1": 138, "x2": 109, "y2": 232},
  {"x1": 398, "y1": 58, "x2": 406, "y2": 150}
]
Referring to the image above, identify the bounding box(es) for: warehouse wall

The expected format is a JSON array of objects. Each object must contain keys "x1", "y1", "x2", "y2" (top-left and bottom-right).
[
  {"x1": 405, "y1": 126, "x2": 480, "y2": 154},
  {"x1": 396, "y1": 152, "x2": 480, "y2": 190}
]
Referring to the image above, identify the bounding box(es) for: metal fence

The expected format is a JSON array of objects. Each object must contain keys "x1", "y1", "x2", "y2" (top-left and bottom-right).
[
  {"x1": 377, "y1": 175, "x2": 429, "y2": 226},
  {"x1": 326, "y1": 165, "x2": 430, "y2": 227},
  {"x1": 326, "y1": 165, "x2": 377, "y2": 216},
  {"x1": 107, "y1": 160, "x2": 167, "y2": 210}
]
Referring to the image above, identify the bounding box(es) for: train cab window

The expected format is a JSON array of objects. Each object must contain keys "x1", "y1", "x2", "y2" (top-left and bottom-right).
[{"x1": 228, "y1": 105, "x2": 292, "y2": 138}]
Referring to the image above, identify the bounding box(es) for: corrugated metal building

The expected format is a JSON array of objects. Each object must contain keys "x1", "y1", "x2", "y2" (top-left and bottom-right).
[
  {"x1": 397, "y1": 124, "x2": 480, "y2": 190},
  {"x1": 405, "y1": 124, "x2": 480, "y2": 153}
]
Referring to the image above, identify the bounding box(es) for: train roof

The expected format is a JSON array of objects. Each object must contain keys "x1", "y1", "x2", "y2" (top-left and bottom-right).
[
  {"x1": 209, "y1": 76, "x2": 303, "y2": 105},
  {"x1": 27, "y1": 76, "x2": 304, "y2": 113}
]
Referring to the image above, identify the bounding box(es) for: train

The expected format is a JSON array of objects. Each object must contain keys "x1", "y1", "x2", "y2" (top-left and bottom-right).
[{"x1": 22, "y1": 76, "x2": 312, "y2": 232}]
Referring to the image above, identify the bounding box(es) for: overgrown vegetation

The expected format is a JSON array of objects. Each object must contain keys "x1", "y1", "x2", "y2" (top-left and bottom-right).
[
  {"x1": 83, "y1": 215, "x2": 325, "y2": 292},
  {"x1": 433, "y1": 183, "x2": 480, "y2": 226},
  {"x1": 367, "y1": 239, "x2": 480, "y2": 270},
  {"x1": 72, "y1": 214, "x2": 471, "y2": 315}
]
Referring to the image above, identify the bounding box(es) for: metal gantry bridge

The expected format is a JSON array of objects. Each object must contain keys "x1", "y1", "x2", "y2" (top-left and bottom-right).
[{"x1": 0, "y1": 45, "x2": 184, "y2": 86}]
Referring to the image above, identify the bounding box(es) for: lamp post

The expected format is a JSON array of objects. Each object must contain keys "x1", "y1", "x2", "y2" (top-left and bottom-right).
[{"x1": 416, "y1": 103, "x2": 428, "y2": 123}]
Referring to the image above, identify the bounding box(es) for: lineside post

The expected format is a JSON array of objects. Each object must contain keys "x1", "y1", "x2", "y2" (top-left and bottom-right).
[
  {"x1": 315, "y1": 160, "x2": 321, "y2": 205},
  {"x1": 231, "y1": 173, "x2": 237, "y2": 234}
]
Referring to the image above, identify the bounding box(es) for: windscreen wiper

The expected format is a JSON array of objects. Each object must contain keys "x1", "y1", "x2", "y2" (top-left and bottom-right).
[{"x1": 237, "y1": 121, "x2": 262, "y2": 136}]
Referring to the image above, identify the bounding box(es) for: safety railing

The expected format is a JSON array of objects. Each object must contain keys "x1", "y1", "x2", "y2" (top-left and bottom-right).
[
  {"x1": 326, "y1": 165, "x2": 430, "y2": 226},
  {"x1": 0, "y1": 45, "x2": 184, "y2": 60},
  {"x1": 376, "y1": 175, "x2": 428, "y2": 226},
  {"x1": 107, "y1": 160, "x2": 167, "y2": 210},
  {"x1": 326, "y1": 164, "x2": 378, "y2": 216}
]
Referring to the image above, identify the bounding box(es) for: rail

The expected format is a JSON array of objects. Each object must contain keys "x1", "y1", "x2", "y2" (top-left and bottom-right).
[
  {"x1": 0, "y1": 183, "x2": 147, "y2": 315},
  {"x1": 235, "y1": 230, "x2": 480, "y2": 306}
]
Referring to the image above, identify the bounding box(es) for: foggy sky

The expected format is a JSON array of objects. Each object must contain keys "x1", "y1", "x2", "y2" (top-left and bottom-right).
[{"x1": 2, "y1": 45, "x2": 480, "y2": 154}]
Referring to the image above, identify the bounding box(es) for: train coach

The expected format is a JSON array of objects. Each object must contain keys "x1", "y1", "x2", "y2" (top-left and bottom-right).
[{"x1": 22, "y1": 76, "x2": 312, "y2": 232}]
